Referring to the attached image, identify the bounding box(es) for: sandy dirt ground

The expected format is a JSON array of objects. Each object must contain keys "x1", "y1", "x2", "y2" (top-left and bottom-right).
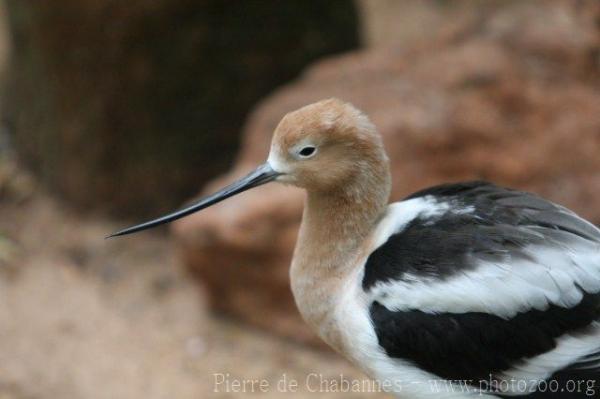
[{"x1": 0, "y1": 168, "x2": 390, "y2": 399}]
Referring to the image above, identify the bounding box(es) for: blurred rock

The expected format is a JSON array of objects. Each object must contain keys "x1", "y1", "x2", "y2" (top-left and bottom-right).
[
  {"x1": 173, "y1": 0, "x2": 600, "y2": 346},
  {"x1": 356, "y1": 0, "x2": 489, "y2": 49},
  {"x1": 2, "y1": 0, "x2": 358, "y2": 218}
]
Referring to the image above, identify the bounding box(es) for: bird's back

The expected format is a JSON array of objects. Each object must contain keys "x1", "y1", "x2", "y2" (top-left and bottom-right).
[{"x1": 360, "y1": 181, "x2": 600, "y2": 398}]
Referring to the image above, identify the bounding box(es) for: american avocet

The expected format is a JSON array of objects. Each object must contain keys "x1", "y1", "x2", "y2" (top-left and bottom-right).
[{"x1": 109, "y1": 99, "x2": 600, "y2": 398}]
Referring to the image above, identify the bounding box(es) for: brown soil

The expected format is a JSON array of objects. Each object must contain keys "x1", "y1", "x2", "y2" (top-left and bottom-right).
[{"x1": 0, "y1": 188, "x2": 389, "y2": 399}]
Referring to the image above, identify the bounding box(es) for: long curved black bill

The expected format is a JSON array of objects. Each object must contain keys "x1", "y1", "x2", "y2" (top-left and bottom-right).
[{"x1": 107, "y1": 163, "x2": 280, "y2": 238}]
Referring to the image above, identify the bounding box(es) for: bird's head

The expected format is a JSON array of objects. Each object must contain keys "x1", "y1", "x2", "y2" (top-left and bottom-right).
[
  {"x1": 267, "y1": 98, "x2": 387, "y2": 192},
  {"x1": 108, "y1": 98, "x2": 389, "y2": 238}
]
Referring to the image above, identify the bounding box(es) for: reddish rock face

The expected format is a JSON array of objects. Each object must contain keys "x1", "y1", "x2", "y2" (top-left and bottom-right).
[{"x1": 173, "y1": 1, "x2": 600, "y2": 346}]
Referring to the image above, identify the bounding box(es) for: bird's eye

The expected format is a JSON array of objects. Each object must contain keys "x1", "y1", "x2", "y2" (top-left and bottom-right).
[{"x1": 298, "y1": 146, "x2": 316, "y2": 158}]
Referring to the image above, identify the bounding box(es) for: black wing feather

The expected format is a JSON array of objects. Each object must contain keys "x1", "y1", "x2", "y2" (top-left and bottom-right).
[
  {"x1": 364, "y1": 181, "x2": 600, "y2": 288},
  {"x1": 365, "y1": 181, "x2": 600, "y2": 396}
]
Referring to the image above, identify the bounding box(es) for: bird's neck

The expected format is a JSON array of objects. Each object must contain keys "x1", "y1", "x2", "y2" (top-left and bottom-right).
[
  {"x1": 290, "y1": 168, "x2": 390, "y2": 351},
  {"x1": 293, "y1": 163, "x2": 391, "y2": 277},
  {"x1": 302, "y1": 191, "x2": 383, "y2": 257}
]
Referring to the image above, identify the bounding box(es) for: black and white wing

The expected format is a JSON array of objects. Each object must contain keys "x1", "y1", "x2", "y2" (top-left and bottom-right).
[{"x1": 363, "y1": 181, "x2": 600, "y2": 397}]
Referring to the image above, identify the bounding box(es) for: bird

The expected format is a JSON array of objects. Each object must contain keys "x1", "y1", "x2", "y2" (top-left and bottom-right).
[{"x1": 109, "y1": 98, "x2": 600, "y2": 398}]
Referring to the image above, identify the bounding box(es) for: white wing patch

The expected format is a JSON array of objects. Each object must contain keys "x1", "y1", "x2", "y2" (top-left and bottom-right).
[
  {"x1": 371, "y1": 197, "x2": 456, "y2": 249},
  {"x1": 367, "y1": 199, "x2": 600, "y2": 318},
  {"x1": 369, "y1": 237, "x2": 600, "y2": 318},
  {"x1": 495, "y1": 322, "x2": 600, "y2": 395}
]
